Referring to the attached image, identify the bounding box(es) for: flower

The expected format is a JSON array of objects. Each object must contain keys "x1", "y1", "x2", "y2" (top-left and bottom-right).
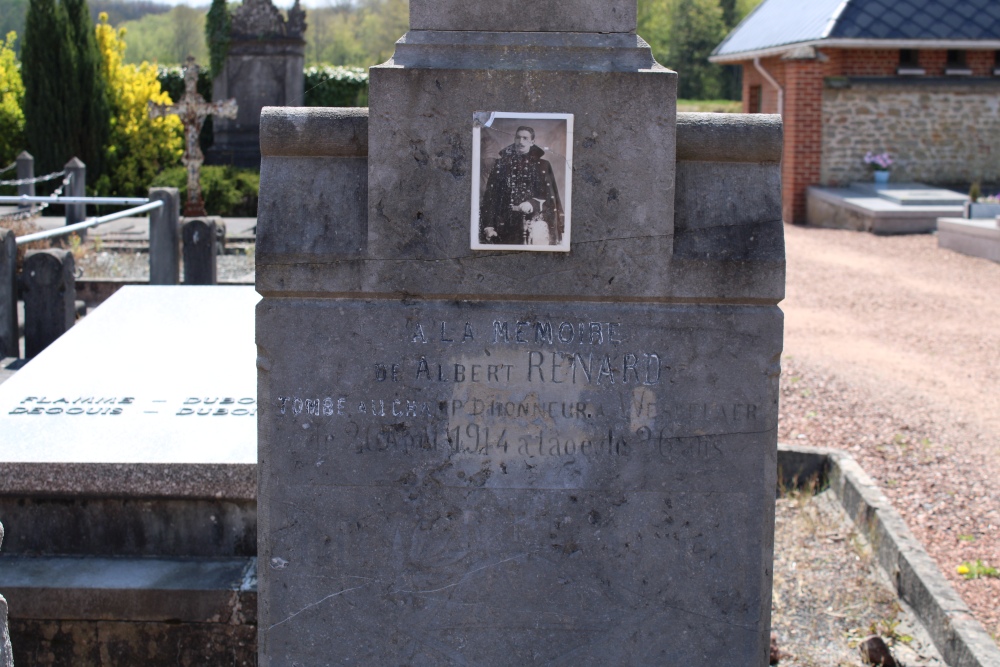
[
  {"x1": 864, "y1": 151, "x2": 894, "y2": 171},
  {"x1": 957, "y1": 564, "x2": 970, "y2": 575}
]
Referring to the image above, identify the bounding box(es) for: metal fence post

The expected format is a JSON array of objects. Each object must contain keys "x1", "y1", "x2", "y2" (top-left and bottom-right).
[
  {"x1": 149, "y1": 188, "x2": 180, "y2": 285},
  {"x1": 182, "y1": 218, "x2": 218, "y2": 285},
  {"x1": 16, "y1": 151, "x2": 33, "y2": 211},
  {"x1": 65, "y1": 158, "x2": 87, "y2": 230},
  {"x1": 22, "y1": 249, "x2": 75, "y2": 358},
  {"x1": 0, "y1": 229, "x2": 16, "y2": 358}
]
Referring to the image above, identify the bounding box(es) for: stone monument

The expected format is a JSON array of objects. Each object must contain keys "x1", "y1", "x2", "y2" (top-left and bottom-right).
[
  {"x1": 209, "y1": 0, "x2": 306, "y2": 167},
  {"x1": 256, "y1": 0, "x2": 785, "y2": 663}
]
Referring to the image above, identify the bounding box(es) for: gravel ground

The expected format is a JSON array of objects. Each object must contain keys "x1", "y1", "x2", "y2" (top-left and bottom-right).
[
  {"x1": 780, "y1": 224, "x2": 1000, "y2": 646},
  {"x1": 773, "y1": 488, "x2": 945, "y2": 666},
  {"x1": 74, "y1": 249, "x2": 255, "y2": 283}
]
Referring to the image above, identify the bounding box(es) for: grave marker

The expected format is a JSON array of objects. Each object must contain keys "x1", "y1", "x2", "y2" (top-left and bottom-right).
[
  {"x1": 0, "y1": 229, "x2": 15, "y2": 358},
  {"x1": 182, "y1": 218, "x2": 218, "y2": 285},
  {"x1": 257, "y1": 1, "x2": 785, "y2": 663},
  {"x1": 149, "y1": 187, "x2": 181, "y2": 285},
  {"x1": 22, "y1": 250, "x2": 75, "y2": 359},
  {"x1": 149, "y1": 58, "x2": 237, "y2": 217}
]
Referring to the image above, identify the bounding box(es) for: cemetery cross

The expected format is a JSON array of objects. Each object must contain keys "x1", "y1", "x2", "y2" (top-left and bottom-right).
[{"x1": 149, "y1": 57, "x2": 237, "y2": 217}]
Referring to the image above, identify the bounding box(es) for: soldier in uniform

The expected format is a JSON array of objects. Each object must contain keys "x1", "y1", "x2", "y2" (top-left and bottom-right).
[{"x1": 479, "y1": 126, "x2": 564, "y2": 246}]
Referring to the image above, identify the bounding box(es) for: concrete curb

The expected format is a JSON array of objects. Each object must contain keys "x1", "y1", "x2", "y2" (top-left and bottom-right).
[{"x1": 778, "y1": 444, "x2": 1000, "y2": 667}]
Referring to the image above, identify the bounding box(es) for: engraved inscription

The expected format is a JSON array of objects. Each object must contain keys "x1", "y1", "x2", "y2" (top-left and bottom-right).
[{"x1": 275, "y1": 312, "x2": 769, "y2": 466}]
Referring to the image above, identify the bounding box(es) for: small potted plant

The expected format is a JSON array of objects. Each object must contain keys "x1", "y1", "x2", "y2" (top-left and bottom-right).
[
  {"x1": 864, "y1": 151, "x2": 893, "y2": 185},
  {"x1": 964, "y1": 182, "x2": 1000, "y2": 219}
]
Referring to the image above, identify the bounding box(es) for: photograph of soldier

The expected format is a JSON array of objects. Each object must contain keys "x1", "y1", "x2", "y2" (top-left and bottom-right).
[{"x1": 471, "y1": 113, "x2": 573, "y2": 251}]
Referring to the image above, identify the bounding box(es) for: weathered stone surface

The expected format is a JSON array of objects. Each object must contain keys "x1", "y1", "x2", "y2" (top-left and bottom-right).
[
  {"x1": 0, "y1": 521, "x2": 11, "y2": 667},
  {"x1": 259, "y1": 106, "x2": 368, "y2": 158},
  {"x1": 391, "y1": 31, "x2": 655, "y2": 71},
  {"x1": 22, "y1": 249, "x2": 75, "y2": 359},
  {"x1": 409, "y1": 0, "x2": 636, "y2": 34},
  {"x1": 149, "y1": 187, "x2": 181, "y2": 285},
  {"x1": 0, "y1": 229, "x2": 16, "y2": 359},
  {"x1": 10, "y1": 618, "x2": 256, "y2": 667},
  {"x1": 257, "y1": 5, "x2": 783, "y2": 663},
  {"x1": 183, "y1": 218, "x2": 218, "y2": 284},
  {"x1": 367, "y1": 66, "x2": 677, "y2": 277},
  {"x1": 256, "y1": 109, "x2": 785, "y2": 302},
  {"x1": 258, "y1": 299, "x2": 780, "y2": 664},
  {"x1": 210, "y1": 38, "x2": 305, "y2": 167}
]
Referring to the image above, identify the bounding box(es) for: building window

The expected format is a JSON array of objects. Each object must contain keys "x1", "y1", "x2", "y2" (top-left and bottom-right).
[
  {"x1": 994, "y1": 50, "x2": 1000, "y2": 76},
  {"x1": 946, "y1": 50, "x2": 972, "y2": 75},
  {"x1": 749, "y1": 85, "x2": 762, "y2": 113},
  {"x1": 897, "y1": 49, "x2": 924, "y2": 75}
]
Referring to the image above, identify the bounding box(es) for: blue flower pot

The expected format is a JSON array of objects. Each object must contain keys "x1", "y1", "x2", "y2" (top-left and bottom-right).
[{"x1": 874, "y1": 170, "x2": 890, "y2": 185}]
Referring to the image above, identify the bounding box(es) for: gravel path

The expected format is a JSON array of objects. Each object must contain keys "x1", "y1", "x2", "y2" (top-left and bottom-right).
[
  {"x1": 75, "y1": 250, "x2": 255, "y2": 283},
  {"x1": 780, "y1": 224, "x2": 1000, "y2": 645}
]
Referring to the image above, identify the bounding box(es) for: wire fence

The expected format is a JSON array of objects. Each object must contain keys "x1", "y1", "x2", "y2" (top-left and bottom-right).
[{"x1": 0, "y1": 161, "x2": 15, "y2": 176}]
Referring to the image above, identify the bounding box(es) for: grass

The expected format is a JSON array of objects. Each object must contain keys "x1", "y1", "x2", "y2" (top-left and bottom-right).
[{"x1": 677, "y1": 99, "x2": 742, "y2": 113}]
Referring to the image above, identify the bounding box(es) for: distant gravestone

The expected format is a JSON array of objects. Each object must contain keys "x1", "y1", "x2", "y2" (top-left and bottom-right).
[
  {"x1": 182, "y1": 218, "x2": 218, "y2": 285},
  {"x1": 209, "y1": 0, "x2": 306, "y2": 167},
  {"x1": 149, "y1": 187, "x2": 181, "y2": 285},
  {"x1": 22, "y1": 250, "x2": 75, "y2": 359},
  {"x1": 256, "y1": 0, "x2": 784, "y2": 664},
  {"x1": 0, "y1": 230, "x2": 15, "y2": 358}
]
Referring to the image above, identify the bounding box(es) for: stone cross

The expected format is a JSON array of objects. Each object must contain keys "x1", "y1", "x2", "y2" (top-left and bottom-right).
[{"x1": 149, "y1": 57, "x2": 237, "y2": 217}]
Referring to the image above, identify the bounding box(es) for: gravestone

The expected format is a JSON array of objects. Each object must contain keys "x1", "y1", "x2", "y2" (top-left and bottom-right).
[
  {"x1": 22, "y1": 250, "x2": 75, "y2": 359},
  {"x1": 209, "y1": 0, "x2": 306, "y2": 168},
  {"x1": 182, "y1": 218, "x2": 218, "y2": 285},
  {"x1": 256, "y1": 1, "x2": 784, "y2": 664},
  {"x1": 149, "y1": 187, "x2": 181, "y2": 285},
  {"x1": 0, "y1": 229, "x2": 15, "y2": 358},
  {"x1": 0, "y1": 286, "x2": 258, "y2": 664}
]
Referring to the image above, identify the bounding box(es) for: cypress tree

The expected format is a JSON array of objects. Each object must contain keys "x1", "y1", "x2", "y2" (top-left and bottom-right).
[
  {"x1": 206, "y1": 0, "x2": 231, "y2": 79},
  {"x1": 22, "y1": 0, "x2": 109, "y2": 181}
]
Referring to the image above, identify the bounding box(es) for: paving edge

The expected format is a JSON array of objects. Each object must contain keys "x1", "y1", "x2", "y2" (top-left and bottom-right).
[{"x1": 778, "y1": 443, "x2": 1000, "y2": 667}]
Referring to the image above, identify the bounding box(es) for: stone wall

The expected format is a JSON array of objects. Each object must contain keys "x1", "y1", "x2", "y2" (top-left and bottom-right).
[{"x1": 821, "y1": 80, "x2": 1000, "y2": 186}]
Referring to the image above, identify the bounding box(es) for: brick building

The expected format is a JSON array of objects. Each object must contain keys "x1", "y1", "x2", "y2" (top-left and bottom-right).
[{"x1": 710, "y1": 0, "x2": 1000, "y2": 223}]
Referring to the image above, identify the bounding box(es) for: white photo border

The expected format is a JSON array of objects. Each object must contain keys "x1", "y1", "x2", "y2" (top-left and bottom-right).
[{"x1": 470, "y1": 111, "x2": 574, "y2": 252}]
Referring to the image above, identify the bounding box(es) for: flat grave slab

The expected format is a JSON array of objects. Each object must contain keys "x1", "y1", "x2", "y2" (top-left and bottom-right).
[
  {"x1": 937, "y1": 216, "x2": 1000, "y2": 263},
  {"x1": 806, "y1": 183, "x2": 965, "y2": 234},
  {"x1": 0, "y1": 285, "x2": 258, "y2": 498}
]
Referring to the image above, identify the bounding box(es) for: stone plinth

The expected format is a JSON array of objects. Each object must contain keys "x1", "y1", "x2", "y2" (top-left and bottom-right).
[{"x1": 258, "y1": 98, "x2": 784, "y2": 664}]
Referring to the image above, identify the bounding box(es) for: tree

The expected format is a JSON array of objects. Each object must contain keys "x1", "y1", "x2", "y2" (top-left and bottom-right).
[
  {"x1": 668, "y1": 0, "x2": 727, "y2": 100},
  {"x1": 22, "y1": 0, "x2": 110, "y2": 180},
  {"x1": 93, "y1": 13, "x2": 182, "y2": 196},
  {"x1": 0, "y1": 31, "x2": 25, "y2": 167},
  {"x1": 204, "y1": 0, "x2": 229, "y2": 77}
]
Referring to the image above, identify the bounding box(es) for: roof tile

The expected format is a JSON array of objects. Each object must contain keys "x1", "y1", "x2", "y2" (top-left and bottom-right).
[{"x1": 714, "y1": 0, "x2": 1000, "y2": 58}]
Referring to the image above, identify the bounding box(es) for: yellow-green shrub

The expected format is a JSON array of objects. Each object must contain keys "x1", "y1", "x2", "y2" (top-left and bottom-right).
[
  {"x1": 94, "y1": 13, "x2": 182, "y2": 197},
  {"x1": 0, "y1": 31, "x2": 25, "y2": 168}
]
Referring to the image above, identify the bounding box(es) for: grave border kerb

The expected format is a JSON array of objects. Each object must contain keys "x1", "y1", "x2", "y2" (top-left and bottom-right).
[{"x1": 778, "y1": 443, "x2": 1000, "y2": 667}]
